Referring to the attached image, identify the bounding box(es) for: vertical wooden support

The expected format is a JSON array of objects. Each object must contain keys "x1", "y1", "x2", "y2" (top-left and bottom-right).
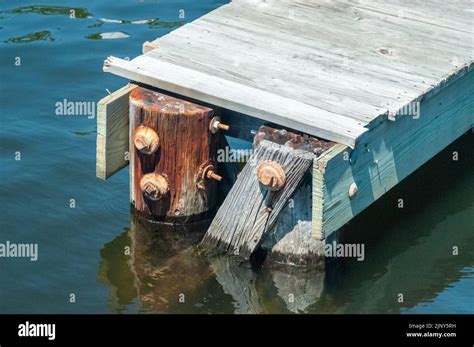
[
  {"x1": 262, "y1": 172, "x2": 326, "y2": 268},
  {"x1": 129, "y1": 87, "x2": 222, "y2": 223}
]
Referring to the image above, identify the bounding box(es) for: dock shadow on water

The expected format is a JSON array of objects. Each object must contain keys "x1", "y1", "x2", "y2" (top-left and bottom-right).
[{"x1": 97, "y1": 133, "x2": 473, "y2": 314}]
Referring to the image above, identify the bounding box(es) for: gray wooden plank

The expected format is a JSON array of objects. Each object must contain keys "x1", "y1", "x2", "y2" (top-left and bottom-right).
[
  {"x1": 104, "y1": 56, "x2": 366, "y2": 147},
  {"x1": 346, "y1": 0, "x2": 474, "y2": 32},
  {"x1": 146, "y1": 36, "x2": 395, "y2": 124},
  {"x1": 156, "y1": 1, "x2": 471, "y2": 116},
  {"x1": 103, "y1": 0, "x2": 473, "y2": 144},
  {"x1": 96, "y1": 83, "x2": 136, "y2": 180}
]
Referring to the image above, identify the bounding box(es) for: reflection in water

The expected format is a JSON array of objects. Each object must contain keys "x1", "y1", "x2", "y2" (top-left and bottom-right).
[
  {"x1": 0, "y1": 6, "x2": 92, "y2": 18},
  {"x1": 98, "y1": 213, "x2": 325, "y2": 313},
  {"x1": 210, "y1": 257, "x2": 325, "y2": 313},
  {"x1": 147, "y1": 19, "x2": 184, "y2": 29},
  {"x1": 1, "y1": 5, "x2": 185, "y2": 45},
  {"x1": 271, "y1": 268, "x2": 325, "y2": 313},
  {"x1": 71, "y1": 129, "x2": 96, "y2": 136},
  {"x1": 94, "y1": 18, "x2": 184, "y2": 28},
  {"x1": 127, "y1": 218, "x2": 211, "y2": 313},
  {"x1": 85, "y1": 32, "x2": 130, "y2": 40},
  {"x1": 97, "y1": 230, "x2": 137, "y2": 313},
  {"x1": 98, "y1": 133, "x2": 473, "y2": 314},
  {"x1": 6, "y1": 31, "x2": 53, "y2": 44}
]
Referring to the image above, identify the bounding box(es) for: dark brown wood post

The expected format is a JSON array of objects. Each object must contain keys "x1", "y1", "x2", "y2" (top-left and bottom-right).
[{"x1": 129, "y1": 87, "x2": 225, "y2": 223}]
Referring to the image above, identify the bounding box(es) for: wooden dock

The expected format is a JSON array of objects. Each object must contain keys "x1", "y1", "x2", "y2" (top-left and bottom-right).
[{"x1": 98, "y1": 0, "x2": 473, "y2": 265}]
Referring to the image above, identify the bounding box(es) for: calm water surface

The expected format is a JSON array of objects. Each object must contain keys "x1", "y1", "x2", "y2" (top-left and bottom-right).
[{"x1": 0, "y1": 0, "x2": 473, "y2": 314}]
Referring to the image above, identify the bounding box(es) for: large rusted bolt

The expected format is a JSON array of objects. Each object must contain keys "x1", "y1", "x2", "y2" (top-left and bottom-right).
[
  {"x1": 140, "y1": 173, "x2": 169, "y2": 200},
  {"x1": 207, "y1": 170, "x2": 222, "y2": 182},
  {"x1": 133, "y1": 126, "x2": 160, "y2": 154},
  {"x1": 256, "y1": 161, "x2": 286, "y2": 191},
  {"x1": 209, "y1": 116, "x2": 229, "y2": 134}
]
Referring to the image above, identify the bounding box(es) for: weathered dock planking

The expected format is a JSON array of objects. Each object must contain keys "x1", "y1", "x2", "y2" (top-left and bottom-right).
[
  {"x1": 103, "y1": 0, "x2": 473, "y2": 147},
  {"x1": 99, "y1": 0, "x2": 473, "y2": 264}
]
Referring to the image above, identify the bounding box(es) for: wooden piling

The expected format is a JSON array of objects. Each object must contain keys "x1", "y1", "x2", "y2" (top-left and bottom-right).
[
  {"x1": 262, "y1": 172, "x2": 327, "y2": 268},
  {"x1": 129, "y1": 87, "x2": 223, "y2": 223}
]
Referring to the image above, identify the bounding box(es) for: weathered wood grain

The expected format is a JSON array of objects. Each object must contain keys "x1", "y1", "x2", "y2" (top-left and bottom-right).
[
  {"x1": 96, "y1": 83, "x2": 136, "y2": 180},
  {"x1": 104, "y1": 56, "x2": 366, "y2": 147},
  {"x1": 262, "y1": 173, "x2": 326, "y2": 268},
  {"x1": 202, "y1": 139, "x2": 315, "y2": 259},
  {"x1": 104, "y1": 0, "x2": 472, "y2": 145},
  {"x1": 129, "y1": 87, "x2": 219, "y2": 222}
]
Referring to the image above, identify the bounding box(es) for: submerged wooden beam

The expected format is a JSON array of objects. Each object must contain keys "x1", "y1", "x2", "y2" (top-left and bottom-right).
[
  {"x1": 96, "y1": 83, "x2": 137, "y2": 180},
  {"x1": 312, "y1": 67, "x2": 474, "y2": 240}
]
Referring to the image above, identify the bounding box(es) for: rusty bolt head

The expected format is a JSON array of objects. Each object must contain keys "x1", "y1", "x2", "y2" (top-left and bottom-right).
[
  {"x1": 256, "y1": 161, "x2": 286, "y2": 191},
  {"x1": 196, "y1": 163, "x2": 221, "y2": 189},
  {"x1": 140, "y1": 173, "x2": 169, "y2": 200},
  {"x1": 133, "y1": 126, "x2": 160, "y2": 154}
]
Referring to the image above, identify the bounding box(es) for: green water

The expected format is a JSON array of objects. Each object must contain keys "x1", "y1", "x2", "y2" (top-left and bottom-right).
[{"x1": 0, "y1": 1, "x2": 473, "y2": 314}]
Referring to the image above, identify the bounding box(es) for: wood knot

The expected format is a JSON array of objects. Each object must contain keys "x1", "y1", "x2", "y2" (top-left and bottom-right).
[
  {"x1": 133, "y1": 126, "x2": 160, "y2": 154},
  {"x1": 256, "y1": 161, "x2": 286, "y2": 191},
  {"x1": 140, "y1": 173, "x2": 169, "y2": 200}
]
